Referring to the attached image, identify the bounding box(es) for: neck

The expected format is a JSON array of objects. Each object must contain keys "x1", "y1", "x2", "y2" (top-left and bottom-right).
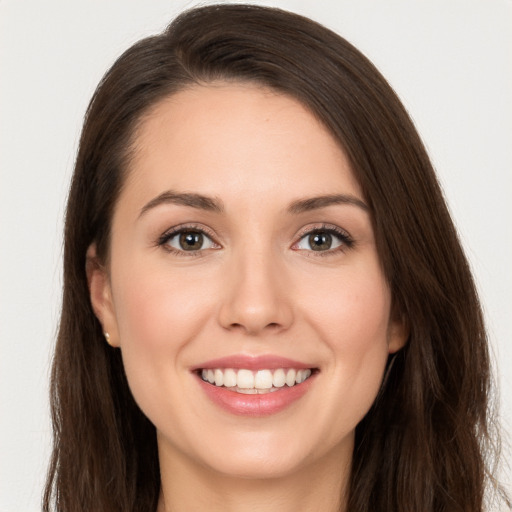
[{"x1": 156, "y1": 439, "x2": 351, "y2": 512}]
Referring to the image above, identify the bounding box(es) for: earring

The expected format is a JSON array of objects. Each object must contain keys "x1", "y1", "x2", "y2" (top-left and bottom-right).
[{"x1": 104, "y1": 331, "x2": 111, "y2": 345}]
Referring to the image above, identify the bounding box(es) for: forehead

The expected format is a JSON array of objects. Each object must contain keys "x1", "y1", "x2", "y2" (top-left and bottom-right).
[{"x1": 123, "y1": 82, "x2": 362, "y2": 212}]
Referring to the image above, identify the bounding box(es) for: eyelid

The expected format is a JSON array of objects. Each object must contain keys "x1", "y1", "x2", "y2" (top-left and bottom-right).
[
  {"x1": 291, "y1": 223, "x2": 354, "y2": 253},
  {"x1": 157, "y1": 223, "x2": 222, "y2": 252},
  {"x1": 295, "y1": 222, "x2": 349, "y2": 239},
  {"x1": 156, "y1": 222, "x2": 353, "y2": 256}
]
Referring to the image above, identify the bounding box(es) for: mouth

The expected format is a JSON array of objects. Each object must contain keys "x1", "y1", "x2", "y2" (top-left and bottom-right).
[
  {"x1": 192, "y1": 355, "x2": 319, "y2": 416},
  {"x1": 196, "y1": 367, "x2": 317, "y2": 394},
  {"x1": 194, "y1": 364, "x2": 319, "y2": 416}
]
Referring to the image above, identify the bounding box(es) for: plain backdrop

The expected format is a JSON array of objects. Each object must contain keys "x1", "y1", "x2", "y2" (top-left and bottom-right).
[{"x1": 1, "y1": 1, "x2": 511, "y2": 510}]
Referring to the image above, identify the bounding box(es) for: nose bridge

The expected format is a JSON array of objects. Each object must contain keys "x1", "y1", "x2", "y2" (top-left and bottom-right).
[{"x1": 218, "y1": 237, "x2": 293, "y2": 335}]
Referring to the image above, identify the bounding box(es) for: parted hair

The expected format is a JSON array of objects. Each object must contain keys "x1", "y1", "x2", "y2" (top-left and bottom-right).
[{"x1": 44, "y1": 4, "x2": 509, "y2": 511}]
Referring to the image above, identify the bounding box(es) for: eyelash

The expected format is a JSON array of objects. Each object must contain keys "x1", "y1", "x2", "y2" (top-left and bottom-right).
[
  {"x1": 157, "y1": 223, "x2": 217, "y2": 258},
  {"x1": 156, "y1": 223, "x2": 354, "y2": 257},
  {"x1": 294, "y1": 224, "x2": 354, "y2": 257}
]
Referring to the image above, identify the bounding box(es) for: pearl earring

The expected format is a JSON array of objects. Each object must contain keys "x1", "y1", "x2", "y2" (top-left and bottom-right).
[{"x1": 104, "y1": 332, "x2": 111, "y2": 344}]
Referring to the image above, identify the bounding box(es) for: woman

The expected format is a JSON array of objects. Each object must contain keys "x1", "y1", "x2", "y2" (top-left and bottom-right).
[{"x1": 43, "y1": 4, "x2": 509, "y2": 511}]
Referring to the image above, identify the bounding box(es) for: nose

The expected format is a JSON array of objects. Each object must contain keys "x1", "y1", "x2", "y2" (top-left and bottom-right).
[{"x1": 217, "y1": 247, "x2": 294, "y2": 336}]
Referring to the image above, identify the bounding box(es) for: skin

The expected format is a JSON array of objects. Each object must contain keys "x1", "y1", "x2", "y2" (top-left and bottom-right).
[{"x1": 88, "y1": 83, "x2": 407, "y2": 512}]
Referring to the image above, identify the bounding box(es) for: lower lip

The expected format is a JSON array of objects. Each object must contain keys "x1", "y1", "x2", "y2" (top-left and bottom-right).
[{"x1": 196, "y1": 373, "x2": 316, "y2": 416}]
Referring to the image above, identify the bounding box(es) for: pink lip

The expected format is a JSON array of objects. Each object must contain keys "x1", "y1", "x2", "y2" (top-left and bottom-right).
[
  {"x1": 192, "y1": 354, "x2": 318, "y2": 417},
  {"x1": 196, "y1": 374, "x2": 316, "y2": 416},
  {"x1": 192, "y1": 354, "x2": 314, "y2": 371}
]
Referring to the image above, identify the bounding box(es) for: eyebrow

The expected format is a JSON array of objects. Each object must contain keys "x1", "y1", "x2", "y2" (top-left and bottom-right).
[
  {"x1": 139, "y1": 191, "x2": 224, "y2": 218},
  {"x1": 138, "y1": 190, "x2": 369, "y2": 218},
  {"x1": 287, "y1": 194, "x2": 369, "y2": 214}
]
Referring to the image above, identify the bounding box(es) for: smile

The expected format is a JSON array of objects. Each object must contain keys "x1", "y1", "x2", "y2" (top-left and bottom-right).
[
  {"x1": 193, "y1": 355, "x2": 318, "y2": 416},
  {"x1": 200, "y1": 367, "x2": 313, "y2": 394}
]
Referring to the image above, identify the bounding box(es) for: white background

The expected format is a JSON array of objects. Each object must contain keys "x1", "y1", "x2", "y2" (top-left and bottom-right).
[{"x1": 1, "y1": 1, "x2": 510, "y2": 510}]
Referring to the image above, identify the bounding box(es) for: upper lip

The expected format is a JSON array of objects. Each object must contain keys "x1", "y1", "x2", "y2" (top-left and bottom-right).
[{"x1": 192, "y1": 354, "x2": 316, "y2": 371}]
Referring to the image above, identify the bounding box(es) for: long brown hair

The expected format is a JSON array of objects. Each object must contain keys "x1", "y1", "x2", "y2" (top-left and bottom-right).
[{"x1": 44, "y1": 4, "x2": 509, "y2": 511}]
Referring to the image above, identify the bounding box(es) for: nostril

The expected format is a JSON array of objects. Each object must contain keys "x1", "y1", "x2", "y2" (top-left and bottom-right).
[{"x1": 226, "y1": 321, "x2": 283, "y2": 335}]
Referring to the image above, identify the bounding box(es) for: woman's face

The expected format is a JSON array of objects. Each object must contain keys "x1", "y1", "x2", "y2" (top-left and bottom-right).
[{"x1": 90, "y1": 83, "x2": 406, "y2": 479}]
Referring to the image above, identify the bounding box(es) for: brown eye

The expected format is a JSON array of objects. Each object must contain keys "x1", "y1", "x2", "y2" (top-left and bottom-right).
[
  {"x1": 162, "y1": 228, "x2": 218, "y2": 253},
  {"x1": 179, "y1": 231, "x2": 204, "y2": 251},
  {"x1": 308, "y1": 232, "x2": 332, "y2": 251},
  {"x1": 295, "y1": 227, "x2": 351, "y2": 254}
]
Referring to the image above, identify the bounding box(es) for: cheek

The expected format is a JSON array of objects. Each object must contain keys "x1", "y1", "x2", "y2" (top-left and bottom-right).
[
  {"x1": 299, "y1": 263, "x2": 391, "y2": 422},
  {"x1": 109, "y1": 259, "x2": 218, "y2": 407},
  {"x1": 301, "y1": 262, "x2": 392, "y2": 350},
  {"x1": 112, "y1": 259, "x2": 216, "y2": 349}
]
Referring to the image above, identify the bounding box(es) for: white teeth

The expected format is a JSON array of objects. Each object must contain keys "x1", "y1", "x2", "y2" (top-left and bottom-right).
[
  {"x1": 200, "y1": 367, "x2": 314, "y2": 391},
  {"x1": 272, "y1": 368, "x2": 286, "y2": 388},
  {"x1": 223, "y1": 368, "x2": 237, "y2": 387},
  {"x1": 237, "y1": 388, "x2": 258, "y2": 394},
  {"x1": 254, "y1": 369, "x2": 273, "y2": 389},
  {"x1": 296, "y1": 369, "x2": 312, "y2": 384},
  {"x1": 237, "y1": 369, "x2": 254, "y2": 389},
  {"x1": 285, "y1": 369, "x2": 296, "y2": 387},
  {"x1": 214, "y1": 369, "x2": 224, "y2": 387}
]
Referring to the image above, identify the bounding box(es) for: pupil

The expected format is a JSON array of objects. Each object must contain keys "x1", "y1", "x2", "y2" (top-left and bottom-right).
[
  {"x1": 180, "y1": 231, "x2": 203, "y2": 251},
  {"x1": 310, "y1": 232, "x2": 332, "y2": 251}
]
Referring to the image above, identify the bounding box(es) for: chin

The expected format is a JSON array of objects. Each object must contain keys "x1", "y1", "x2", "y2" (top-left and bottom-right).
[
  {"x1": 194, "y1": 431, "x2": 327, "y2": 481},
  {"x1": 206, "y1": 452, "x2": 307, "y2": 481}
]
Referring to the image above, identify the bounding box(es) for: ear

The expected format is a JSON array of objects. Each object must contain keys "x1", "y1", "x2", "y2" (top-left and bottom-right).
[
  {"x1": 86, "y1": 244, "x2": 120, "y2": 347},
  {"x1": 387, "y1": 306, "x2": 409, "y2": 354}
]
